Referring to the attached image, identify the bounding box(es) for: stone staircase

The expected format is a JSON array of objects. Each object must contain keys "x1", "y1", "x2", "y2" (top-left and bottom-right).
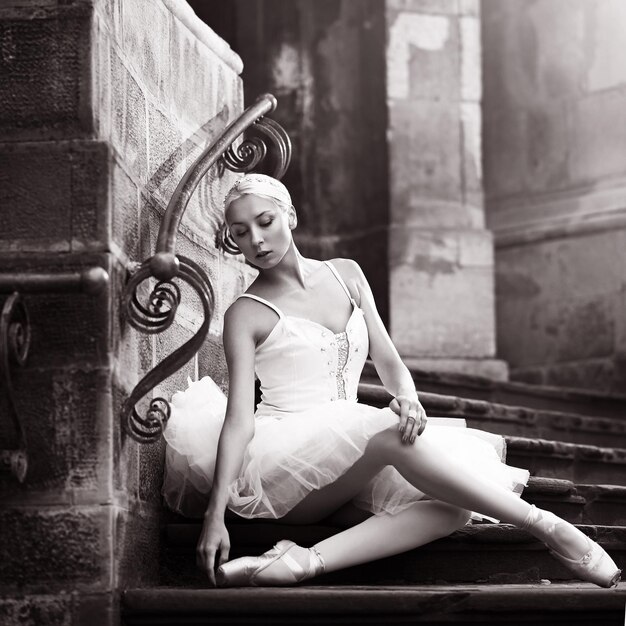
[{"x1": 122, "y1": 369, "x2": 626, "y2": 625}]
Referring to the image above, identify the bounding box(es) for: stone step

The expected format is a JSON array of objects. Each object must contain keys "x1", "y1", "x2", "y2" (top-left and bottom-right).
[
  {"x1": 358, "y1": 382, "x2": 626, "y2": 449},
  {"x1": 505, "y1": 436, "x2": 626, "y2": 485},
  {"x1": 161, "y1": 521, "x2": 626, "y2": 588},
  {"x1": 362, "y1": 360, "x2": 626, "y2": 419},
  {"x1": 123, "y1": 584, "x2": 626, "y2": 625}
]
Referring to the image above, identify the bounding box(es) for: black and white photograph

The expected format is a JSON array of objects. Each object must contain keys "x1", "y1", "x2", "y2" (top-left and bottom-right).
[{"x1": 1, "y1": 0, "x2": 626, "y2": 624}]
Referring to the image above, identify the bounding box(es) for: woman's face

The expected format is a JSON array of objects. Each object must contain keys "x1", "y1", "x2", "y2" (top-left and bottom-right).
[{"x1": 225, "y1": 194, "x2": 294, "y2": 268}]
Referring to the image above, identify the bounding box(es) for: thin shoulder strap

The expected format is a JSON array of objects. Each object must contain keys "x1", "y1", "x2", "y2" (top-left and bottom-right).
[
  {"x1": 237, "y1": 293, "x2": 284, "y2": 319},
  {"x1": 324, "y1": 260, "x2": 355, "y2": 304}
]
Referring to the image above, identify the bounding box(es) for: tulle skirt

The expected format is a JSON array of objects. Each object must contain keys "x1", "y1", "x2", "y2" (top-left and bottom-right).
[{"x1": 163, "y1": 377, "x2": 530, "y2": 522}]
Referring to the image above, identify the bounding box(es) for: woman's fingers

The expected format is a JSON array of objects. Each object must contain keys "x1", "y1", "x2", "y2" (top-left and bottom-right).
[
  {"x1": 403, "y1": 408, "x2": 418, "y2": 444},
  {"x1": 390, "y1": 395, "x2": 428, "y2": 444},
  {"x1": 197, "y1": 545, "x2": 217, "y2": 586},
  {"x1": 409, "y1": 404, "x2": 428, "y2": 443},
  {"x1": 393, "y1": 395, "x2": 411, "y2": 434}
]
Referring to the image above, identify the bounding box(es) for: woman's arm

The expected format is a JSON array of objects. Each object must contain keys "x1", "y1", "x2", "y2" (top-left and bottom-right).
[
  {"x1": 197, "y1": 300, "x2": 257, "y2": 584},
  {"x1": 334, "y1": 258, "x2": 427, "y2": 444}
]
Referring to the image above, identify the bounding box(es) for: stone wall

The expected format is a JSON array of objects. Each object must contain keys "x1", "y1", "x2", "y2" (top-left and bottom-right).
[
  {"x1": 483, "y1": 0, "x2": 626, "y2": 392},
  {"x1": 385, "y1": 0, "x2": 505, "y2": 379},
  {"x1": 0, "y1": 1, "x2": 246, "y2": 623}
]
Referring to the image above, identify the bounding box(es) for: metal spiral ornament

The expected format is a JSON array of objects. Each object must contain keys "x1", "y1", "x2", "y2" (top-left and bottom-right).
[
  {"x1": 122, "y1": 256, "x2": 215, "y2": 443},
  {"x1": 222, "y1": 136, "x2": 267, "y2": 173},
  {"x1": 215, "y1": 221, "x2": 241, "y2": 256},
  {"x1": 125, "y1": 262, "x2": 182, "y2": 334},
  {"x1": 0, "y1": 293, "x2": 31, "y2": 482},
  {"x1": 220, "y1": 117, "x2": 291, "y2": 180}
]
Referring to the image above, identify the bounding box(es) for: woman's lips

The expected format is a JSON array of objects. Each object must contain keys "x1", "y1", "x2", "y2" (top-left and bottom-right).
[{"x1": 256, "y1": 251, "x2": 271, "y2": 258}]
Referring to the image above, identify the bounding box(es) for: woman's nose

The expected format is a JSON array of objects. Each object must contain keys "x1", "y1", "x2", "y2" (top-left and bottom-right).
[{"x1": 250, "y1": 228, "x2": 264, "y2": 246}]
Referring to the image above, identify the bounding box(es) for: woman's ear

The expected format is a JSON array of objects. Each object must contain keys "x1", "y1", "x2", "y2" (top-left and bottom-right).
[{"x1": 288, "y1": 207, "x2": 297, "y2": 229}]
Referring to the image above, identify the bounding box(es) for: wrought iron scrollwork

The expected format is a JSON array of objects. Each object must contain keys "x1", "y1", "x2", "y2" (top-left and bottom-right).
[
  {"x1": 122, "y1": 256, "x2": 214, "y2": 443},
  {"x1": 0, "y1": 267, "x2": 109, "y2": 482},
  {"x1": 0, "y1": 293, "x2": 30, "y2": 482},
  {"x1": 122, "y1": 92, "x2": 292, "y2": 443}
]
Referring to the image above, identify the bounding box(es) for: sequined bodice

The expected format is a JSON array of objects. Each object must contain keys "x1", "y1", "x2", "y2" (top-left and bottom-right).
[
  {"x1": 334, "y1": 331, "x2": 349, "y2": 400},
  {"x1": 237, "y1": 262, "x2": 369, "y2": 417}
]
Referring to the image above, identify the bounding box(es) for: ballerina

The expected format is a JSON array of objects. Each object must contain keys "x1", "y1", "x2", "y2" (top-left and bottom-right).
[{"x1": 175, "y1": 173, "x2": 620, "y2": 589}]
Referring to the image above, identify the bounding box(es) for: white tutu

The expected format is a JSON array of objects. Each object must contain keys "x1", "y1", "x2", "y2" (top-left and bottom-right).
[
  {"x1": 162, "y1": 376, "x2": 530, "y2": 522},
  {"x1": 162, "y1": 376, "x2": 227, "y2": 517}
]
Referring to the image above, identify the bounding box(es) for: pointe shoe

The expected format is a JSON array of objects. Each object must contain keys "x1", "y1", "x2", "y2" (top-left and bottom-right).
[
  {"x1": 215, "y1": 539, "x2": 326, "y2": 587},
  {"x1": 521, "y1": 504, "x2": 621, "y2": 588}
]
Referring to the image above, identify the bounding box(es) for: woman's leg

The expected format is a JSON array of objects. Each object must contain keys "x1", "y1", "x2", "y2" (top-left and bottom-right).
[
  {"x1": 220, "y1": 427, "x2": 607, "y2": 585},
  {"x1": 253, "y1": 500, "x2": 471, "y2": 584}
]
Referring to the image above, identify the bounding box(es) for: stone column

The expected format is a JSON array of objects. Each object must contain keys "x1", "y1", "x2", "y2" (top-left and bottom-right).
[{"x1": 386, "y1": 0, "x2": 506, "y2": 379}]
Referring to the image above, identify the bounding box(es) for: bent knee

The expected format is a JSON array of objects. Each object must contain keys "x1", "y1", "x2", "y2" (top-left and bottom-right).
[
  {"x1": 367, "y1": 425, "x2": 428, "y2": 462},
  {"x1": 366, "y1": 426, "x2": 404, "y2": 462}
]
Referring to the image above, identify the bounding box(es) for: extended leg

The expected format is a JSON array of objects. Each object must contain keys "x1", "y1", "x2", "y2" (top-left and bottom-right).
[
  {"x1": 253, "y1": 499, "x2": 470, "y2": 584},
  {"x1": 218, "y1": 427, "x2": 619, "y2": 587}
]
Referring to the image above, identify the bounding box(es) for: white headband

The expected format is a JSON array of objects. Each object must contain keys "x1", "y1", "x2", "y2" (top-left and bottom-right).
[{"x1": 224, "y1": 173, "x2": 293, "y2": 212}]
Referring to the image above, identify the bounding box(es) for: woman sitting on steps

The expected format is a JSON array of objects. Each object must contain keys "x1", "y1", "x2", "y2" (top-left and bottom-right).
[{"x1": 165, "y1": 173, "x2": 621, "y2": 589}]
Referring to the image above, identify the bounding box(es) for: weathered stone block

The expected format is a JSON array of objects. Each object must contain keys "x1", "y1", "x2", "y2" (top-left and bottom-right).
[
  {"x1": 145, "y1": 100, "x2": 185, "y2": 203},
  {"x1": 389, "y1": 100, "x2": 462, "y2": 215},
  {"x1": 92, "y1": 12, "x2": 112, "y2": 150},
  {"x1": 0, "y1": 142, "x2": 109, "y2": 252},
  {"x1": 571, "y1": 89, "x2": 626, "y2": 184},
  {"x1": 168, "y1": 16, "x2": 221, "y2": 126},
  {"x1": 458, "y1": 0, "x2": 479, "y2": 15},
  {"x1": 461, "y1": 102, "x2": 482, "y2": 196},
  {"x1": 114, "y1": 502, "x2": 160, "y2": 587},
  {"x1": 0, "y1": 595, "x2": 72, "y2": 626},
  {"x1": 1, "y1": 367, "x2": 112, "y2": 499},
  {"x1": 0, "y1": 506, "x2": 111, "y2": 591},
  {"x1": 110, "y1": 48, "x2": 147, "y2": 183},
  {"x1": 495, "y1": 230, "x2": 626, "y2": 379},
  {"x1": 587, "y1": 0, "x2": 626, "y2": 92},
  {"x1": 0, "y1": 7, "x2": 92, "y2": 141},
  {"x1": 390, "y1": 227, "x2": 496, "y2": 357},
  {"x1": 404, "y1": 356, "x2": 508, "y2": 380},
  {"x1": 460, "y1": 16, "x2": 480, "y2": 101},
  {"x1": 387, "y1": 11, "x2": 458, "y2": 101},
  {"x1": 120, "y1": 0, "x2": 169, "y2": 101},
  {"x1": 386, "y1": 0, "x2": 459, "y2": 14},
  {"x1": 458, "y1": 230, "x2": 493, "y2": 267},
  {"x1": 111, "y1": 160, "x2": 141, "y2": 261},
  {"x1": 73, "y1": 593, "x2": 116, "y2": 626}
]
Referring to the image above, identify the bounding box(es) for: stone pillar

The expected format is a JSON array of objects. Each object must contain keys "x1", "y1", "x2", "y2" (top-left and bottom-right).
[
  {"x1": 483, "y1": 0, "x2": 626, "y2": 393},
  {"x1": 0, "y1": 1, "x2": 245, "y2": 623},
  {"x1": 386, "y1": 0, "x2": 506, "y2": 379}
]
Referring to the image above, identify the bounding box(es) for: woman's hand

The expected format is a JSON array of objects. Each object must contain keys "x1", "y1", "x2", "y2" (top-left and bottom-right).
[
  {"x1": 196, "y1": 513, "x2": 231, "y2": 587},
  {"x1": 389, "y1": 393, "x2": 427, "y2": 444}
]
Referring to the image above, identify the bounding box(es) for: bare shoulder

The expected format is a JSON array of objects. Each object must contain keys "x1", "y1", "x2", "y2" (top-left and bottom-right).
[
  {"x1": 224, "y1": 296, "x2": 258, "y2": 336},
  {"x1": 326, "y1": 257, "x2": 370, "y2": 304}
]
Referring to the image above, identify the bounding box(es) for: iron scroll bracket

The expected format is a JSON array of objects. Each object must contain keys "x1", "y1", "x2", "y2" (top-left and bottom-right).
[
  {"x1": 0, "y1": 267, "x2": 110, "y2": 482},
  {"x1": 122, "y1": 93, "x2": 292, "y2": 443}
]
